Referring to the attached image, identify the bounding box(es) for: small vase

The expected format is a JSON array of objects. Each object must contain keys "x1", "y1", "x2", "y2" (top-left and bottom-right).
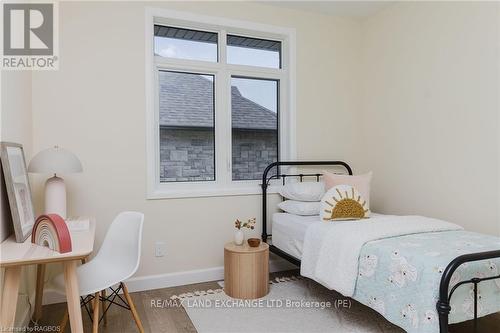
[{"x1": 234, "y1": 229, "x2": 244, "y2": 245}]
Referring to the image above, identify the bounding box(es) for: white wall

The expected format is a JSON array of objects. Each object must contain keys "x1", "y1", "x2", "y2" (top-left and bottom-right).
[
  {"x1": 1, "y1": 71, "x2": 36, "y2": 325},
  {"x1": 1, "y1": 72, "x2": 33, "y2": 155},
  {"x1": 31, "y1": 1, "x2": 362, "y2": 283},
  {"x1": 359, "y1": 1, "x2": 500, "y2": 235}
]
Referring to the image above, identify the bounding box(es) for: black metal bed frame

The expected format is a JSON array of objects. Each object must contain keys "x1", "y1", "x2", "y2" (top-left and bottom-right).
[{"x1": 261, "y1": 160, "x2": 500, "y2": 333}]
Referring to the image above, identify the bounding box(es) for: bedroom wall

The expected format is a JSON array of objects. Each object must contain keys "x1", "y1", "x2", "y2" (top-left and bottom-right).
[
  {"x1": 359, "y1": 1, "x2": 500, "y2": 235},
  {"x1": 1, "y1": 73, "x2": 33, "y2": 155},
  {"x1": 31, "y1": 1, "x2": 362, "y2": 287},
  {"x1": 1, "y1": 72, "x2": 36, "y2": 325}
]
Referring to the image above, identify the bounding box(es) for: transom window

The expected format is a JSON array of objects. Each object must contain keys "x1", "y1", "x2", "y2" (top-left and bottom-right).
[
  {"x1": 154, "y1": 26, "x2": 218, "y2": 62},
  {"x1": 146, "y1": 9, "x2": 295, "y2": 198},
  {"x1": 227, "y1": 35, "x2": 281, "y2": 68}
]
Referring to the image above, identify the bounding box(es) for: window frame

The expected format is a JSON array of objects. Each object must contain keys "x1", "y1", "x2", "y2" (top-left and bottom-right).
[{"x1": 146, "y1": 8, "x2": 296, "y2": 199}]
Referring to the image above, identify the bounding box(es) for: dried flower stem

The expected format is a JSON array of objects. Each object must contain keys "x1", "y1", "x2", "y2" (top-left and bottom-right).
[{"x1": 234, "y1": 218, "x2": 256, "y2": 230}]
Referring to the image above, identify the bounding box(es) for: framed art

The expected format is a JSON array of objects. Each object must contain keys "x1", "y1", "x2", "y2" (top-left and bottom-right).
[{"x1": 0, "y1": 142, "x2": 35, "y2": 242}]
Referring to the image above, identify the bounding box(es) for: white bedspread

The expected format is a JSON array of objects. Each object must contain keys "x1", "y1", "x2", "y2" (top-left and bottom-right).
[{"x1": 300, "y1": 215, "x2": 463, "y2": 296}]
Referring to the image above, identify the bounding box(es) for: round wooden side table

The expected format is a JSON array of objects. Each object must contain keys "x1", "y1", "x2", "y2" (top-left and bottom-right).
[{"x1": 224, "y1": 242, "x2": 269, "y2": 299}]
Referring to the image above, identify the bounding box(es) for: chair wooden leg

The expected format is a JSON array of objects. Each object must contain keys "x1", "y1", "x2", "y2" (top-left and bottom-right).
[
  {"x1": 92, "y1": 292, "x2": 100, "y2": 333},
  {"x1": 59, "y1": 310, "x2": 68, "y2": 333},
  {"x1": 121, "y1": 283, "x2": 144, "y2": 333},
  {"x1": 101, "y1": 289, "x2": 107, "y2": 325}
]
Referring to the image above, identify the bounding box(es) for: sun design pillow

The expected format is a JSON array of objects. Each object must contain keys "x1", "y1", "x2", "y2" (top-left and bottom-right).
[{"x1": 320, "y1": 185, "x2": 370, "y2": 221}]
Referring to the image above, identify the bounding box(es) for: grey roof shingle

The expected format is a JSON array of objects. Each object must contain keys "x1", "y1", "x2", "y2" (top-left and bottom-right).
[{"x1": 159, "y1": 71, "x2": 277, "y2": 130}]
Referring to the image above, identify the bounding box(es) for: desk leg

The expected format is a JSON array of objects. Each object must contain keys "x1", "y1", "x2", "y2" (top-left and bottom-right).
[
  {"x1": 0, "y1": 266, "x2": 22, "y2": 330},
  {"x1": 34, "y1": 264, "x2": 46, "y2": 322},
  {"x1": 63, "y1": 260, "x2": 83, "y2": 333}
]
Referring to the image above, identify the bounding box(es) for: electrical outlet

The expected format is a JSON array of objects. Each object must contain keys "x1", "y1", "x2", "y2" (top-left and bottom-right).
[{"x1": 155, "y1": 241, "x2": 166, "y2": 257}]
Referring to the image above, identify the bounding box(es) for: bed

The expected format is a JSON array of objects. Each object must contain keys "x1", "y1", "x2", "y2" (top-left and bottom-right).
[{"x1": 261, "y1": 161, "x2": 500, "y2": 333}]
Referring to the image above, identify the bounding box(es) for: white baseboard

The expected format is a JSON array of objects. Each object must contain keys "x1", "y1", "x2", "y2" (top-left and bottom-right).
[
  {"x1": 127, "y1": 258, "x2": 296, "y2": 293},
  {"x1": 43, "y1": 258, "x2": 297, "y2": 305},
  {"x1": 42, "y1": 288, "x2": 67, "y2": 306}
]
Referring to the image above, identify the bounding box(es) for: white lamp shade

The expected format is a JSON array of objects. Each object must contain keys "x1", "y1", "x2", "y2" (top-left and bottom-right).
[{"x1": 28, "y1": 146, "x2": 83, "y2": 174}]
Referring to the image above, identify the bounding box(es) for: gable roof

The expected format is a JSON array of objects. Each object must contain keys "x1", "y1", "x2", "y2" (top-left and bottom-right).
[{"x1": 159, "y1": 71, "x2": 277, "y2": 130}]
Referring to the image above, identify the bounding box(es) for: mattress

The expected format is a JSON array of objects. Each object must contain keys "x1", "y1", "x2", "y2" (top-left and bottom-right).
[
  {"x1": 272, "y1": 213, "x2": 320, "y2": 260},
  {"x1": 272, "y1": 213, "x2": 387, "y2": 260}
]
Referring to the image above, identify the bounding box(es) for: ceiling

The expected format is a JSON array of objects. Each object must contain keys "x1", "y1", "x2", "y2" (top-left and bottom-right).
[{"x1": 258, "y1": 1, "x2": 393, "y2": 18}]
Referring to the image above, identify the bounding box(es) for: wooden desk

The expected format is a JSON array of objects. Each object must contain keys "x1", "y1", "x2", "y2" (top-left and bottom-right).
[{"x1": 0, "y1": 218, "x2": 95, "y2": 333}]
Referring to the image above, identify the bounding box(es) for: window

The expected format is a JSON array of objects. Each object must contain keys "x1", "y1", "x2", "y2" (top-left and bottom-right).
[
  {"x1": 154, "y1": 25, "x2": 218, "y2": 62},
  {"x1": 146, "y1": 9, "x2": 295, "y2": 198},
  {"x1": 231, "y1": 77, "x2": 278, "y2": 180},
  {"x1": 227, "y1": 35, "x2": 281, "y2": 68},
  {"x1": 159, "y1": 71, "x2": 215, "y2": 182}
]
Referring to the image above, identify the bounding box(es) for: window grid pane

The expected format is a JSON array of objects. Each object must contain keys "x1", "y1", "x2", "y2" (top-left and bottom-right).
[
  {"x1": 154, "y1": 25, "x2": 218, "y2": 62},
  {"x1": 227, "y1": 34, "x2": 281, "y2": 69},
  {"x1": 231, "y1": 77, "x2": 279, "y2": 180},
  {"x1": 159, "y1": 71, "x2": 216, "y2": 182}
]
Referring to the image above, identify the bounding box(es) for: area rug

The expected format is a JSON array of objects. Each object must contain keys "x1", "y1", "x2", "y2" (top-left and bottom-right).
[{"x1": 174, "y1": 276, "x2": 403, "y2": 333}]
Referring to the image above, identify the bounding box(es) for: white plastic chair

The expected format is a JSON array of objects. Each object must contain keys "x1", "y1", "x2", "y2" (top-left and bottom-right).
[{"x1": 51, "y1": 211, "x2": 144, "y2": 333}]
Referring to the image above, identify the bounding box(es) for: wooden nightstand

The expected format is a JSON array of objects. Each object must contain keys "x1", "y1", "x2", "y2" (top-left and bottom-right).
[{"x1": 224, "y1": 242, "x2": 269, "y2": 299}]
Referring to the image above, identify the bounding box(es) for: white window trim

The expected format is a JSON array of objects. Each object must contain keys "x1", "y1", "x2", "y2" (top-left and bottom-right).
[{"x1": 145, "y1": 7, "x2": 296, "y2": 199}]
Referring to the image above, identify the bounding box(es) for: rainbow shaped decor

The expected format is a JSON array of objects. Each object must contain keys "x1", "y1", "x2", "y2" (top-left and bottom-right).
[{"x1": 31, "y1": 214, "x2": 72, "y2": 253}]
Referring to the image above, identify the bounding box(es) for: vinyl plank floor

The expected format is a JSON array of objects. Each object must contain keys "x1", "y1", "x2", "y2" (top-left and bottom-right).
[{"x1": 34, "y1": 269, "x2": 499, "y2": 333}]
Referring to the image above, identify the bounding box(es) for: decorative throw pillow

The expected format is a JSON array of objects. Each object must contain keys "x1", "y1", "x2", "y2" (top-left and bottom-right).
[
  {"x1": 323, "y1": 171, "x2": 372, "y2": 208},
  {"x1": 278, "y1": 200, "x2": 321, "y2": 216},
  {"x1": 320, "y1": 185, "x2": 370, "y2": 221},
  {"x1": 279, "y1": 182, "x2": 325, "y2": 202}
]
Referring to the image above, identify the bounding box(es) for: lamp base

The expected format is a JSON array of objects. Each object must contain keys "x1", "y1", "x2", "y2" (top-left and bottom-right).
[{"x1": 45, "y1": 176, "x2": 67, "y2": 219}]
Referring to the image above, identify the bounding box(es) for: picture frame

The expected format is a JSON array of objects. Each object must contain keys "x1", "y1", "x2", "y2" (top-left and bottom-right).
[{"x1": 0, "y1": 142, "x2": 35, "y2": 242}]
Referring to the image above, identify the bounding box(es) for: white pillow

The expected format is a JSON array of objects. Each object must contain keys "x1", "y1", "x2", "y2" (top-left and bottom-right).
[
  {"x1": 278, "y1": 200, "x2": 321, "y2": 216},
  {"x1": 279, "y1": 182, "x2": 325, "y2": 201}
]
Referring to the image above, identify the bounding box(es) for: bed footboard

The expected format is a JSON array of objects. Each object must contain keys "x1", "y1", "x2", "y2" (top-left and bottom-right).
[{"x1": 437, "y1": 249, "x2": 500, "y2": 333}]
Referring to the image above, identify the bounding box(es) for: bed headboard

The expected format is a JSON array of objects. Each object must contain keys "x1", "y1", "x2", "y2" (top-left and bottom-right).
[{"x1": 261, "y1": 161, "x2": 353, "y2": 243}]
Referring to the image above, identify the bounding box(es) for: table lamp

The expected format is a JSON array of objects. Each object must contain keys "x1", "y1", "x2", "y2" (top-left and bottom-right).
[{"x1": 28, "y1": 146, "x2": 83, "y2": 219}]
